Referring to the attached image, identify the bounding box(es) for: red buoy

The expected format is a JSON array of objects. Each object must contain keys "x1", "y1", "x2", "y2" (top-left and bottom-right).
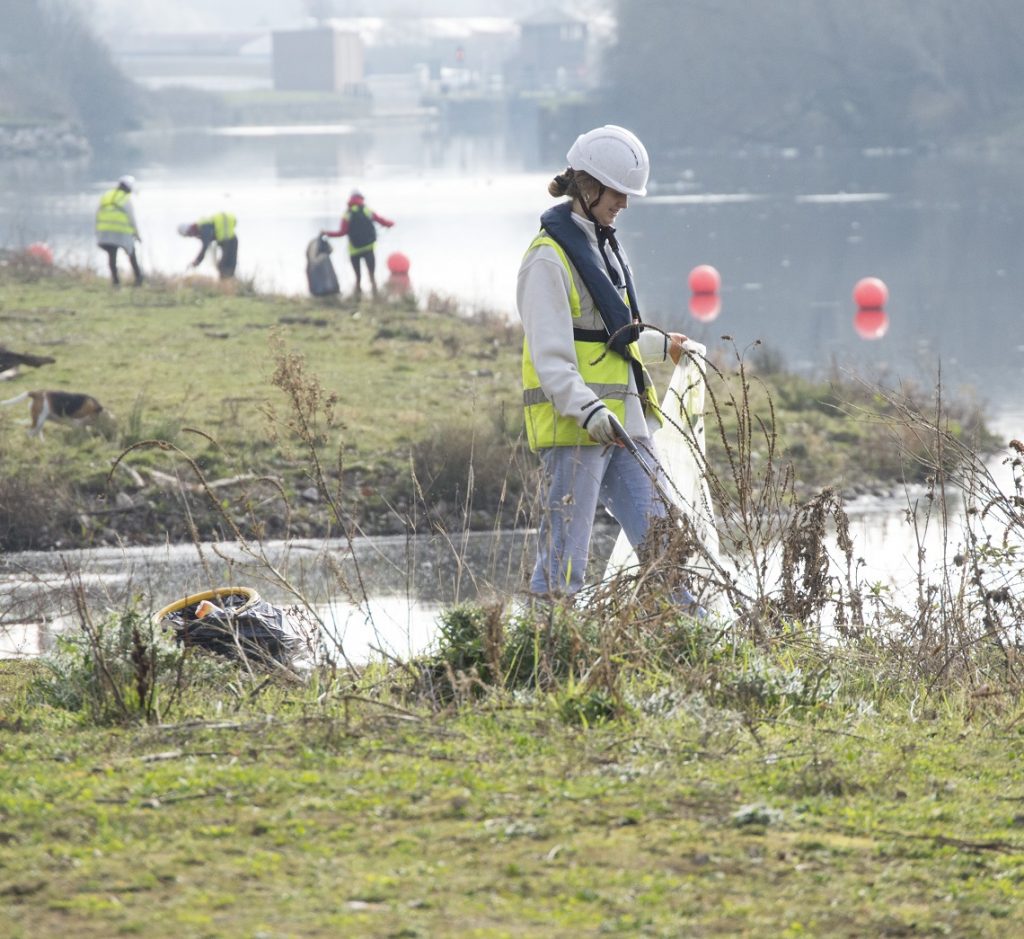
[
  {"x1": 688, "y1": 293, "x2": 721, "y2": 323},
  {"x1": 25, "y1": 242, "x2": 54, "y2": 265},
  {"x1": 853, "y1": 276, "x2": 888, "y2": 309},
  {"x1": 853, "y1": 307, "x2": 889, "y2": 340},
  {"x1": 688, "y1": 264, "x2": 721, "y2": 295},
  {"x1": 387, "y1": 251, "x2": 410, "y2": 275}
]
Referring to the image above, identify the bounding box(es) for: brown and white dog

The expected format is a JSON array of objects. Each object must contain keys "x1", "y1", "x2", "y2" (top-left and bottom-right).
[{"x1": 1, "y1": 390, "x2": 111, "y2": 439}]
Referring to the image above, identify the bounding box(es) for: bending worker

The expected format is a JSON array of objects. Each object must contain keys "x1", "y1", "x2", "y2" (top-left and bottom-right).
[
  {"x1": 320, "y1": 191, "x2": 393, "y2": 296},
  {"x1": 517, "y1": 124, "x2": 689, "y2": 598},
  {"x1": 95, "y1": 174, "x2": 143, "y2": 287},
  {"x1": 178, "y1": 212, "x2": 238, "y2": 279}
]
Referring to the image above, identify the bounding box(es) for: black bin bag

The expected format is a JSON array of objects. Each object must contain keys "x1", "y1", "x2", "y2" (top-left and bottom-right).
[
  {"x1": 306, "y1": 235, "x2": 340, "y2": 297},
  {"x1": 154, "y1": 587, "x2": 301, "y2": 665}
]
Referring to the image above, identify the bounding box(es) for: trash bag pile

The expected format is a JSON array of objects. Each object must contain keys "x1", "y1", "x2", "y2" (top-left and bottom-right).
[
  {"x1": 306, "y1": 235, "x2": 340, "y2": 297},
  {"x1": 157, "y1": 588, "x2": 301, "y2": 665}
]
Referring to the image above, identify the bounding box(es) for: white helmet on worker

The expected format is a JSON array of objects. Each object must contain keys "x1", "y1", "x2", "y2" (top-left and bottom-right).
[
  {"x1": 177, "y1": 222, "x2": 191, "y2": 236},
  {"x1": 566, "y1": 125, "x2": 650, "y2": 197},
  {"x1": 117, "y1": 174, "x2": 136, "y2": 191}
]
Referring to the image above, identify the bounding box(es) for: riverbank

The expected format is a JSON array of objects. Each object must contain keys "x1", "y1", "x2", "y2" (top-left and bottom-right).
[
  {"x1": 0, "y1": 259, "x2": 1000, "y2": 552},
  {"x1": 0, "y1": 121, "x2": 91, "y2": 160}
]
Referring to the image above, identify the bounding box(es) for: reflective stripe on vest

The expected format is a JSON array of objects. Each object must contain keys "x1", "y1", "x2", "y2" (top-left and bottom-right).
[
  {"x1": 199, "y1": 212, "x2": 236, "y2": 242},
  {"x1": 95, "y1": 189, "x2": 134, "y2": 235},
  {"x1": 521, "y1": 234, "x2": 661, "y2": 451}
]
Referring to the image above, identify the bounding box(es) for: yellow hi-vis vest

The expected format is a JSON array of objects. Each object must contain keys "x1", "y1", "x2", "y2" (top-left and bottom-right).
[
  {"x1": 95, "y1": 189, "x2": 134, "y2": 235},
  {"x1": 521, "y1": 234, "x2": 662, "y2": 451},
  {"x1": 200, "y1": 212, "x2": 237, "y2": 242}
]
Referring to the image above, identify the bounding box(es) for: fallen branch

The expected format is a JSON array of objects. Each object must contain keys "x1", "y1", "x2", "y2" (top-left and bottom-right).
[{"x1": 141, "y1": 469, "x2": 280, "y2": 493}]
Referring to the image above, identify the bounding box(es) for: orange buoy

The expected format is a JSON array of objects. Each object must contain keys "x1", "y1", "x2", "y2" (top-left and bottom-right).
[
  {"x1": 853, "y1": 307, "x2": 889, "y2": 340},
  {"x1": 688, "y1": 292, "x2": 722, "y2": 323},
  {"x1": 25, "y1": 242, "x2": 54, "y2": 265},
  {"x1": 387, "y1": 251, "x2": 410, "y2": 275},
  {"x1": 688, "y1": 264, "x2": 721, "y2": 295},
  {"x1": 853, "y1": 276, "x2": 888, "y2": 309}
]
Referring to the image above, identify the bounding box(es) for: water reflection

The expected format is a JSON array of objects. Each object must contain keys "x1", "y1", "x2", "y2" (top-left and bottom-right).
[
  {"x1": 0, "y1": 530, "x2": 544, "y2": 660},
  {"x1": 641, "y1": 148, "x2": 1024, "y2": 403},
  {"x1": 688, "y1": 293, "x2": 722, "y2": 323},
  {"x1": 320, "y1": 595, "x2": 442, "y2": 664},
  {"x1": 853, "y1": 306, "x2": 890, "y2": 339},
  {"x1": 2, "y1": 473, "x2": 1016, "y2": 662}
]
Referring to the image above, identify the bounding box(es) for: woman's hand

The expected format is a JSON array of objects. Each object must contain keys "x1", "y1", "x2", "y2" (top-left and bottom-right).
[
  {"x1": 668, "y1": 332, "x2": 689, "y2": 364},
  {"x1": 586, "y1": 407, "x2": 622, "y2": 447}
]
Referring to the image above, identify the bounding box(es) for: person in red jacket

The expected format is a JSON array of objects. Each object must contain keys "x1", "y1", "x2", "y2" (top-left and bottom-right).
[{"x1": 320, "y1": 191, "x2": 394, "y2": 296}]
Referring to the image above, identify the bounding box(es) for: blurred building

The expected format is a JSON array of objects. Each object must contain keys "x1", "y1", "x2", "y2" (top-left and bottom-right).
[
  {"x1": 510, "y1": 7, "x2": 589, "y2": 92},
  {"x1": 107, "y1": 31, "x2": 271, "y2": 92},
  {"x1": 104, "y1": 7, "x2": 601, "y2": 114},
  {"x1": 271, "y1": 26, "x2": 364, "y2": 92},
  {"x1": 316, "y1": 17, "x2": 518, "y2": 117}
]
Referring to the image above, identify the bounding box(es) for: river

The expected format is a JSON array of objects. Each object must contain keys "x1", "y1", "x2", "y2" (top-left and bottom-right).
[
  {"x1": 2, "y1": 118, "x2": 1022, "y2": 659},
  {"x1": 3, "y1": 121, "x2": 1024, "y2": 399}
]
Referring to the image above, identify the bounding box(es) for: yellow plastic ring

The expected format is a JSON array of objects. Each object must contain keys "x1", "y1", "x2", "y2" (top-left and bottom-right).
[{"x1": 152, "y1": 586, "x2": 259, "y2": 626}]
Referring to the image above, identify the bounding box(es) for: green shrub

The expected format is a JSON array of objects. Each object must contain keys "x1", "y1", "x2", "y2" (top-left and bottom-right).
[
  {"x1": 0, "y1": 461, "x2": 78, "y2": 550},
  {"x1": 120, "y1": 393, "x2": 184, "y2": 448},
  {"x1": 557, "y1": 684, "x2": 619, "y2": 726},
  {"x1": 711, "y1": 640, "x2": 839, "y2": 715},
  {"x1": 410, "y1": 415, "x2": 526, "y2": 509},
  {"x1": 435, "y1": 603, "x2": 502, "y2": 686},
  {"x1": 502, "y1": 605, "x2": 603, "y2": 689},
  {"x1": 28, "y1": 608, "x2": 234, "y2": 724},
  {"x1": 418, "y1": 601, "x2": 605, "y2": 704}
]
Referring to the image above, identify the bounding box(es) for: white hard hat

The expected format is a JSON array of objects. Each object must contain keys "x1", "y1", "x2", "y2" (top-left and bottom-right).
[
  {"x1": 117, "y1": 174, "x2": 136, "y2": 191},
  {"x1": 177, "y1": 222, "x2": 191, "y2": 236},
  {"x1": 566, "y1": 125, "x2": 650, "y2": 197}
]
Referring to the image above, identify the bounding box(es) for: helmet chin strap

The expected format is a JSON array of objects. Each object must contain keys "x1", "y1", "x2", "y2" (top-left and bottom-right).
[
  {"x1": 581, "y1": 183, "x2": 605, "y2": 226},
  {"x1": 574, "y1": 183, "x2": 624, "y2": 286}
]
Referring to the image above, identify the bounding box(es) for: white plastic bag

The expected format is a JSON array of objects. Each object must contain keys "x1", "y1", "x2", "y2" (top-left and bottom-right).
[{"x1": 604, "y1": 341, "x2": 734, "y2": 618}]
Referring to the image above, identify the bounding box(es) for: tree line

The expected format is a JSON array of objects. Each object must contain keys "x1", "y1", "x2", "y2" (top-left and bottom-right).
[
  {"x1": 607, "y1": 0, "x2": 1024, "y2": 150},
  {"x1": 0, "y1": 0, "x2": 139, "y2": 140}
]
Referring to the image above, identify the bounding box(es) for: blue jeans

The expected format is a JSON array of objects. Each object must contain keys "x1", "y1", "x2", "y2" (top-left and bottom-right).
[{"x1": 530, "y1": 439, "x2": 668, "y2": 596}]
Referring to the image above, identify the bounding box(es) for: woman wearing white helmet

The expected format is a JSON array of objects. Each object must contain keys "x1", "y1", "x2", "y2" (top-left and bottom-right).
[{"x1": 517, "y1": 124, "x2": 690, "y2": 598}]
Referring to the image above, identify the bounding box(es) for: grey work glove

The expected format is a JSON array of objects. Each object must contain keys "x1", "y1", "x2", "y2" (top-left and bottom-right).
[{"x1": 586, "y1": 407, "x2": 618, "y2": 446}]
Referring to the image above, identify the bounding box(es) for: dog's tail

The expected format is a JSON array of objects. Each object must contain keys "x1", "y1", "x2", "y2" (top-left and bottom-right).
[{"x1": 1, "y1": 391, "x2": 30, "y2": 406}]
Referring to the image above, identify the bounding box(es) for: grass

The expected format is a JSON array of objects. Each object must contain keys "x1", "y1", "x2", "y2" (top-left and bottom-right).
[
  {"x1": 2, "y1": 260, "x2": 1022, "y2": 936},
  {"x1": 705, "y1": 342, "x2": 999, "y2": 492},
  {"x1": 0, "y1": 262, "x2": 999, "y2": 552},
  {"x1": 0, "y1": 267, "x2": 515, "y2": 458},
  {"x1": 1, "y1": 657, "x2": 1023, "y2": 938},
  {"x1": 0, "y1": 263, "x2": 528, "y2": 547}
]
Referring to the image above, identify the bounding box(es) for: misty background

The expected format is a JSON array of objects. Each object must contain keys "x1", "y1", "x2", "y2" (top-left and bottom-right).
[{"x1": 3, "y1": 0, "x2": 1024, "y2": 417}]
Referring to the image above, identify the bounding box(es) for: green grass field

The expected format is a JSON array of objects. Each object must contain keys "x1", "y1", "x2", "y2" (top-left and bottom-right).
[
  {"x1": 0, "y1": 265, "x2": 521, "y2": 459},
  {"x1": 0, "y1": 259, "x2": 1000, "y2": 552},
  {"x1": 2, "y1": 261, "x2": 1022, "y2": 938},
  {"x1": 1, "y1": 656, "x2": 1023, "y2": 938},
  {"x1": 0, "y1": 264, "x2": 531, "y2": 546}
]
